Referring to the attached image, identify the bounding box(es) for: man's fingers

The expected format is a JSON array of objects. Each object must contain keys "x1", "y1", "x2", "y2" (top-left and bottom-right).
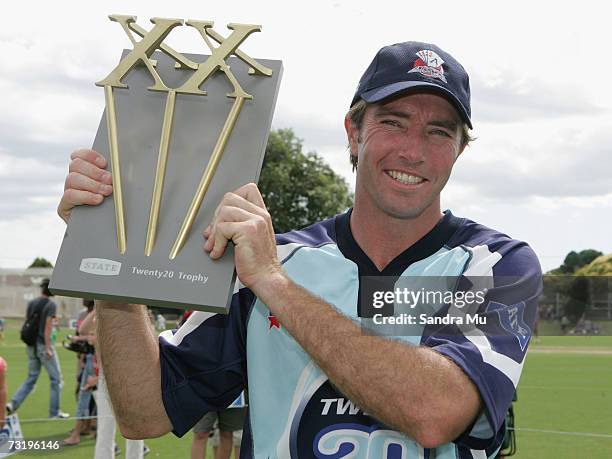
[
  {"x1": 220, "y1": 191, "x2": 270, "y2": 219},
  {"x1": 203, "y1": 229, "x2": 214, "y2": 252},
  {"x1": 70, "y1": 149, "x2": 107, "y2": 169},
  {"x1": 210, "y1": 229, "x2": 230, "y2": 259},
  {"x1": 232, "y1": 183, "x2": 266, "y2": 209},
  {"x1": 210, "y1": 220, "x2": 237, "y2": 259},
  {"x1": 212, "y1": 189, "x2": 263, "y2": 222},
  {"x1": 207, "y1": 206, "x2": 254, "y2": 258},
  {"x1": 69, "y1": 157, "x2": 112, "y2": 185},
  {"x1": 210, "y1": 221, "x2": 247, "y2": 259},
  {"x1": 58, "y1": 189, "x2": 105, "y2": 222},
  {"x1": 206, "y1": 183, "x2": 269, "y2": 239},
  {"x1": 216, "y1": 205, "x2": 255, "y2": 224},
  {"x1": 65, "y1": 171, "x2": 113, "y2": 195},
  {"x1": 203, "y1": 185, "x2": 273, "y2": 263},
  {"x1": 62, "y1": 189, "x2": 105, "y2": 208}
]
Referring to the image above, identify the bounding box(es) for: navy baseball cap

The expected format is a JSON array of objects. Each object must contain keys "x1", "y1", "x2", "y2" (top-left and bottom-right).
[{"x1": 351, "y1": 41, "x2": 472, "y2": 128}]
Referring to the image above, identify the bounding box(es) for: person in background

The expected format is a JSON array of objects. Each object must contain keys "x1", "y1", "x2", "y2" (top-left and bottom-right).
[
  {"x1": 63, "y1": 307, "x2": 97, "y2": 446},
  {"x1": 7, "y1": 279, "x2": 69, "y2": 418},
  {"x1": 191, "y1": 411, "x2": 243, "y2": 459},
  {"x1": 191, "y1": 393, "x2": 246, "y2": 459},
  {"x1": 50, "y1": 317, "x2": 59, "y2": 347},
  {"x1": 77, "y1": 299, "x2": 95, "y2": 330},
  {"x1": 190, "y1": 417, "x2": 212, "y2": 459},
  {"x1": 0, "y1": 357, "x2": 7, "y2": 430},
  {"x1": 0, "y1": 317, "x2": 5, "y2": 345},
  {"x1": 210, "y1": 426, "x2": 243, "y2": 459},
  {"x1": 155, "y1": 314, "x2": 166, "y2": 332},
  {"x1": 74, "y1": 299, "x2": 97, "y2": 433}
]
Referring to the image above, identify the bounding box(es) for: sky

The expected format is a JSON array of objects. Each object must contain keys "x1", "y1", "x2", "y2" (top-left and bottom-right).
[{"x1": 0, "y1": 1, "x2": 611, "y2": 272}]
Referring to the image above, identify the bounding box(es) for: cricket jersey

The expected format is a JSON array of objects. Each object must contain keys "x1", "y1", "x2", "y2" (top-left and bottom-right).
[{"x1": 159, "y1": 209, "x2": 542, "y2": 458}]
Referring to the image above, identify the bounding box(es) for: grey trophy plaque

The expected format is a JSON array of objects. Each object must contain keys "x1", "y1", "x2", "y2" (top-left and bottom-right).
[{"x1": 50, "y1": 16, "x2": 283, "y2": 312}]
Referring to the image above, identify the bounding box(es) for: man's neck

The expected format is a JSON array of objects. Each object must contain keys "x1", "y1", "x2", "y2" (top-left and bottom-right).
[{"x1": 350, "y1": 205, "x2": 443, "y2": 271}]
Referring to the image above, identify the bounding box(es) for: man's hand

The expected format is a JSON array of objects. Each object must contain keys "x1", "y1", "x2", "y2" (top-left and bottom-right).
[
  {"x1": 44, "y1": 347, "x2": 53, "y2": 359},
  {"x1": 203, "y1": 183, "x2": 284, "y2": 292},
  {"x1": 58, "y1": 149, "x2": 113, "y2": 223},
  {"x1": 84, "y1": 375, "x2": 98, "y2": 392}
]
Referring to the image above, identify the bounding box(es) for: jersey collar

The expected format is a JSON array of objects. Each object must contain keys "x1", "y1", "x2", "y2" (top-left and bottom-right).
[{"x1": 335, "y1": 208, "x2": 463, "y2": 276}]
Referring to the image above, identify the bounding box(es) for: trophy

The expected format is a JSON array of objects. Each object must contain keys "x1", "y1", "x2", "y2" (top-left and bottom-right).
[{"x1": 50, "y1": 15, "x2": 283, "y2": 312}]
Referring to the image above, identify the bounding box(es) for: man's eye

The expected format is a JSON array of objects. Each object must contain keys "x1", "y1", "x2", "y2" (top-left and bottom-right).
[
  {"x1": 431, "y1": 129, "x2": 452, "y2": 137},
  {"x1": 381, "y1": 119, "x2": 401, "y2": 127}
]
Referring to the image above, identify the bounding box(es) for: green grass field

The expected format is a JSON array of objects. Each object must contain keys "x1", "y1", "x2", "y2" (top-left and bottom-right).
[
  {"x1": 512, "y1": 335, "x2": 612, "y2": 458},
  {"x1": 1, "y1": 320, "x2": 611, "y2": 458}
]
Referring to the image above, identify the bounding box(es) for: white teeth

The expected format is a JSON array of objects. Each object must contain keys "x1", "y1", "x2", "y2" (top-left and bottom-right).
[{"x1": 387, "y1": 170, "x2": 424, "y2": 185}]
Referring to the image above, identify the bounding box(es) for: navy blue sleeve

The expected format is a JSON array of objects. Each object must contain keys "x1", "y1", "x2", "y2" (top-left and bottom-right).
[
  {"x1": 158, "y1": 287, "x2": 255, "y2": 437},
  {"x1": 422, "y1": 243, "x2": 542, "y2": 451}
]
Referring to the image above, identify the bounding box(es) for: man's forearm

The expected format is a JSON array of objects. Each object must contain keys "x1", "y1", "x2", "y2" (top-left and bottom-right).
[
  {"x1": 79, "y1": 310, "x2": 95, "y2": 336},
  {"x1": 44, "y1": 319, "x2": 53, "y2": 351},
  {"x1": 96, "y1": 301, "x2": 172, "y2": 439},
  {"x1": 253, "y1": 273, "x2": 481, "y2": 448}
]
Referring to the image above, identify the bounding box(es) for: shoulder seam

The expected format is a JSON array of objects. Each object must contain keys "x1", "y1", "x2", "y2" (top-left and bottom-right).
[{"x1": 280, "y1": 242, "x2": 337, "y2": 265}]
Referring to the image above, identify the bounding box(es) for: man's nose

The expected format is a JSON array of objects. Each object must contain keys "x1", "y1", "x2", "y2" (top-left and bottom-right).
[{"x1": 397, "y1": 130, "x2": 426, "y2": 163}]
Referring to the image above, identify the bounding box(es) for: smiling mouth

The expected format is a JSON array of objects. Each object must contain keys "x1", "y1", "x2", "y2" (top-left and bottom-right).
[{"x1": 385, "y1": 170, "x2": 426, "y2": 185}]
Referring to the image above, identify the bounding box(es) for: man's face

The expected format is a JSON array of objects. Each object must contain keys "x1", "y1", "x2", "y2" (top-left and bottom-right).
[{"x1": 346, "y1": 93, "x2": 464, "y2": 221}]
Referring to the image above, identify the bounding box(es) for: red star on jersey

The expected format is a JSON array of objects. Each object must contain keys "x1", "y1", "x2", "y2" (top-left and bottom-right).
[{"x1": 268, "y1": 314, "x2": 281, "y2": 329}]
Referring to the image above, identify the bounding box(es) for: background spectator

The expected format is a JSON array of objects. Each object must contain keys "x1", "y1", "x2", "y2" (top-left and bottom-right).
[
  {"x1": 0, "y1": 317, "x2": 5, "y2": 345},
  {"x1": 0, "y1": 357, "x2": 7, "y2": 430},
  {"x1": 63, "y1": 307, "x2": 97, "y2": 446},
  {"x1": 7, "y1": 279, "x2": 68, "y2": 418}
]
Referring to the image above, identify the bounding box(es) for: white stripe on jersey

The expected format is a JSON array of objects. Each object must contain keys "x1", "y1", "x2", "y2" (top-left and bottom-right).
[
  {"x1": 470, "y1": 449, "x2": 487, "y2": 459},
  {"x1": 464, "y1": 333, "x2": 525, "y2": 387},
  {"x1": 462, "y1": 245, "x2": 501, "y2": 277},
  {"x1": 276, "y1": 362, "x2": 325, "y2": 457},
  {"x1": 159, "y1": 310, "x2": 216, "y2": 347},
  {"x1": 460, "y1": 244, "x2": 525, "y2": 387},
  {"x1": 277, "y1": 242, "x2": 305, "y2": 263}
]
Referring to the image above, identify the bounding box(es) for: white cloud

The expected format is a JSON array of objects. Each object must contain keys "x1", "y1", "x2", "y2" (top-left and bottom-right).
[
  {"x1": 0, "y1": 153, "x2": 65, "y2": 220},
  {"x1": 452, "y1": 125, "x2": 612, "y2": 199},
  {"x1": 0, "y1": 211, "x2": 65, "y2": 268},
  {"x1": 471, "y1": 72, "x2": 605, "y2": 123}
]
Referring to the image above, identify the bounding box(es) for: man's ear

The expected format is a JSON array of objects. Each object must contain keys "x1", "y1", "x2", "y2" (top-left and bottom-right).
[{"x1": 344, "y1": 116, "x2": 359, "y2": 156}]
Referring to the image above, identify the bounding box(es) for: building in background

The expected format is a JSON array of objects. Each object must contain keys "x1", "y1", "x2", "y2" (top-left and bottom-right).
[{"x1": 0, "y1": 268, "x2": 82, "y2": 323}]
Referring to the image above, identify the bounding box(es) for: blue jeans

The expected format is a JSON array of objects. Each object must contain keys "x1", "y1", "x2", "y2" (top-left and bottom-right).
[
  {"x1": 11, "y1": 342, "x2": 64, "y2": 417},
  {"x1": 76, "y1": 354, "x2": 95, "y2": 418}
]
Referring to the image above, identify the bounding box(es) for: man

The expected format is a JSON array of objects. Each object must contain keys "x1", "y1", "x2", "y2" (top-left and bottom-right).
[
  {"x1": 0, "y1": 357, "x2": 6, "y2": 430},
  {"x1": 63, "y1": 306, "x2": 96, "y2": 446},
  {"x1": 58, "y1": 41, "x2": 541, "y2": 457},
  {"x1": 191, "y1": 407, "x2": 245, "y2": 459},
  {"x1": 7, "y1": 279, "x2": 68, "y2": 418}
]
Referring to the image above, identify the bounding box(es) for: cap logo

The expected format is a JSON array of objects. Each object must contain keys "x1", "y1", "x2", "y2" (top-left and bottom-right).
[{"x1": 408, "y1": 50, "x2": 447, "y2": 83}]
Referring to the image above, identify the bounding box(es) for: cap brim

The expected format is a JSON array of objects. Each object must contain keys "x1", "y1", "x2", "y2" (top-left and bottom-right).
[{"x1": 359, "y1": 81, "x2": 472, "y2": 129}]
